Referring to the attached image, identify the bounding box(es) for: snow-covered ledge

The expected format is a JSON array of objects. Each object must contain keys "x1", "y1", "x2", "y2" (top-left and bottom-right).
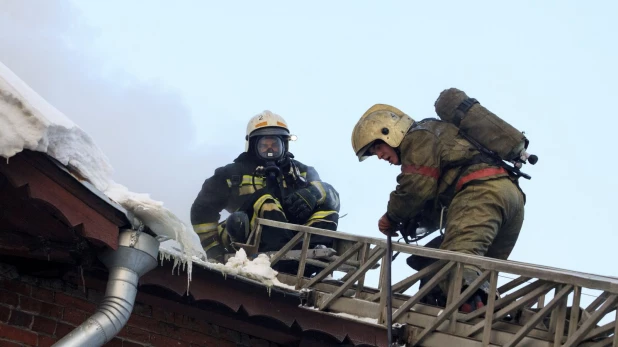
[{"x1": 1, "y1": 60, "x2": 293, "y2": 293}]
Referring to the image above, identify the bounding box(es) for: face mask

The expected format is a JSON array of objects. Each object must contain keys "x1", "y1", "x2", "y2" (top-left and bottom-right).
[{"x1": 255, "y1": 135, "x2": 284, "y2": 161}]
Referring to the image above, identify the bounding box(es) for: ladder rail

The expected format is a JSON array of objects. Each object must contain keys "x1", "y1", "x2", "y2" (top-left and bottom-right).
[
  {"x1": 253, "y1": 218, "x2": 618, "y2": 346},
  {"x1": 257, "y1": 218, "x2": 618, "y2": 295}
]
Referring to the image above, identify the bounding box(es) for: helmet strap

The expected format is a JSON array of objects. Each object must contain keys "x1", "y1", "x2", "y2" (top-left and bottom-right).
[{"x1": 394, "y1": 147, "x2": 402, "y2": 164}]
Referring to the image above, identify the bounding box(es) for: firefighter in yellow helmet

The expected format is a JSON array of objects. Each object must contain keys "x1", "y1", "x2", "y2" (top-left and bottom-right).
[
  {"x1": 191, "y1": 110, "x2": 340, "y2": 275},
  {"x1": 351, "y1": 104, "x2": 525, "y2": 312}
]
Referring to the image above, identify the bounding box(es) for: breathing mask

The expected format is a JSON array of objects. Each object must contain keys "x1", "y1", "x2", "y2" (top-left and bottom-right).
[{"x1": 255, "y1": 135, "x2": 285, "y2": 161}]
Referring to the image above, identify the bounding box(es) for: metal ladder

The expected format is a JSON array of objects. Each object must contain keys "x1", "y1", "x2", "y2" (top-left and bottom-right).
[{"x1": 240, "y1": 218, "x2": 618, "y2": 347}]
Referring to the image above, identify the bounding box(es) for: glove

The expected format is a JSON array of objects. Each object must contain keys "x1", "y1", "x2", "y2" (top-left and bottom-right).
[
  {"x1": 225, "y1": 211, "x2": 250, "y2": 243},
  {"x1": 378, "y1": 213, "x2": 399, "y2": 237},
  {"x1": 283, "y1": 186, "x2": 319, "y2": 223}
]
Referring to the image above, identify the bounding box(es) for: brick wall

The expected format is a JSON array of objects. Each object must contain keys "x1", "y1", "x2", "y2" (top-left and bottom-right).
[{"x1": 0, "y1": 263, "x2": 280, "y2": 347}]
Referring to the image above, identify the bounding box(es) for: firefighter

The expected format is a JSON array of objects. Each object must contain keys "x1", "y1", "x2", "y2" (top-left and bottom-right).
[
  {"x1": 351, "y1": 104, "x2": 525, "y2": 312},
  {"x1": 191, "y1": 110, "x2": 340, "y2": 273}
]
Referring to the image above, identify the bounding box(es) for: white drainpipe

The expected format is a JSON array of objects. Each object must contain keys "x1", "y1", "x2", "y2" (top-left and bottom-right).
[{"x1": 53, "y1": 229, "x2": 160, "y2": 347}]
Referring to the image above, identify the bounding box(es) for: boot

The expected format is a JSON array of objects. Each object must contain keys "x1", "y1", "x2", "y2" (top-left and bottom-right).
[{"x1": 460, "y1": 294, "x2": 485, "y2": 313}]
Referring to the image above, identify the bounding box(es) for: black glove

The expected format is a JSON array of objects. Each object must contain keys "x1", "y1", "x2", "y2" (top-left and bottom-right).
[
  {"x1": 283, "y1": 186, "x2": 320, "y2": 223},
  {"x1": 400, "y1": 218, "x2": 419, "y2": 240},
  {"x1": 225, "y1": 211, "x2": 250, "y2": 243}
]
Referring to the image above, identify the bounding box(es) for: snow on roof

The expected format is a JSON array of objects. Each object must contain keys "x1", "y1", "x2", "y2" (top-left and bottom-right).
[
  {"x1": 303, "y1": 306, "x2": 380, "y2": 325},
  {"x1": 160, "y1": 246, "x2": 295, "y2": 292},
  {"x1": 0, "y1": 60, "x2": 295, "y2": 293},
  {"x1": 0, "y1": 61, "x2": 206, "y2": 279}
]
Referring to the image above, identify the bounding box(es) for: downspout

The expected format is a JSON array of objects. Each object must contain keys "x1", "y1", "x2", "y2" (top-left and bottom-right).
[{"x1": 54, "y1": 229, "x2": 160, "y2": 347}]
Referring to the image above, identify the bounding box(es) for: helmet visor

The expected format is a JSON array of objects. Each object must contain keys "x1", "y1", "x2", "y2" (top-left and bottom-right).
[
  {"x1": 356, "y1": 140, "x2": 376, "y2": 162},
  {"x1": 255, "y1": 136, "x2": 284, "y2": 160}
]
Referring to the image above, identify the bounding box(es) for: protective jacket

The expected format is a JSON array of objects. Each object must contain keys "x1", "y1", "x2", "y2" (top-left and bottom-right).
[
  {"x1": 391, "y1": 118, "x2": 526, "y2": 301},
  {"x1": 387, "y1": 118, "x2": 522, "y2": 226},
  {"x1": 191, "y1": 152, "x2": 340, "y2": 256}
]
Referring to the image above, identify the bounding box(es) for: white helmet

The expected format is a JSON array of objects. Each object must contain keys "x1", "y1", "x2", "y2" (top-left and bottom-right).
[{"x1": 244, "y1": 110, "x2": 291, "y2": 152}]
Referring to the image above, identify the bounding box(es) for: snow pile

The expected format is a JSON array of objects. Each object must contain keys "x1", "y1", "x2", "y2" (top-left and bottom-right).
[
  {"x1": 105, "y1": 183, "x2": 205, "y2": 280},
  {"x1": 332, "y1": 312, "x2": 379, "y2": 324},
  {"x1": 0, "y1": 64, "x2": 112, "y2": 191},
  {"x1": 303, "y1": 306, "x2": 379, "y2": 324},
  {"x1": 0, "y1": 60, "x2": 205, "y2": 273},
  {"x1": 158, "y1": 246, "x2": 294, "y2": 291},
  {"x1": 208, "y1": 248, "x2": 295, "y2": 289}
]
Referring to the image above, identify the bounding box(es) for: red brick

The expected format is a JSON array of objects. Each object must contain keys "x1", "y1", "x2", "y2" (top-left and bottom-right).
[
  {"x1": 61, "y1": 308, "x2": 89, "y2": 326},
  {"x1": 152, "y1": 321, "x2": 177, "y2": 338},
  {"x1": 87, "y1": 290, "x2": 103, "y2": 304},
  {"x1": 0, "y1": 280, "x2": 31, "y2": 297},
  {"x1": 166, "y1": 327, "x2": 222, "y2": 346},
  {"x1": 194, "y1": 321, "x2": 219, "y2": 337},
  {"x1": 39, "y1": 303, "x2": 63, "y2": 319},
  {"x1": 54, "y1": 293, "x2": 96, "y2": 313},
  {"x1": 32, "y1": 316, "x2": 56, "y2": 335},
  {"x1": 0, "y1": 307, "x2": 9, "y2": 323},
  {"x1": 62, "y1": 286, "x2": 88, "y2": 300},
  {"x1": 54, "y1": 322, "x2": 75, "y2": 339},
  {"x1": 0, "y1": 292, "x2": 18, "y2": 308},
  {"x1": 19, "y1": 297, "x2": 42, "y2": 314},
  {"x1": 0, "y1": 323, "x2": 38, "y2": 346},
  {"x1": 118, "y1": 326, "x2": 150, "y2": 344},
  {"x1": 219, "y1": 327, "x2": 242, "y2": 343},
  {"x1": 149, "y1": 333, "x2": 189, "y2": 347},
  {"x1": 0, "y1": 339, "x2": 22, "y2": 347},
  {"x1": 37, "y1": 335, "x2": 58, "y2": 347},
  {"x1": 31, "y1": 288, "x2": 54, "y2": 302},
  {"x1": 122, "y1": 341, "x2": 148, "y2": 347},
  {"x1": 174, "y1": 315, "x2": 219, "y2": 336},
  {"x1": 173, "y1": 314, "x2": 196, "y2": 329},
  {"x1": 7, "y1": 310, "x2": 32, "y2": 328},
  {"x1": 127, "y1": 314, "x2": 159, "y2": 333},
  {"x1": 132, "y1": 302, "x2": 152, "y2": 317},
  {"x1": 152, "y1": 306, "x2": 174, "y2": 323}
]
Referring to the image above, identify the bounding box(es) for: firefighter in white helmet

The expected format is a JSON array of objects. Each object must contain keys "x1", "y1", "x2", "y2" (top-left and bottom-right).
[{"x1": 191, "y1": 110, "x2": 340, "y2": 275}]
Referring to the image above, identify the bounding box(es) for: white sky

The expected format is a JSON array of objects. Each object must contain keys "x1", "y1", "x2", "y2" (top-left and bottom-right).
[{"x1": 2, "y1": 0, "x2": 617, "y2": 307}]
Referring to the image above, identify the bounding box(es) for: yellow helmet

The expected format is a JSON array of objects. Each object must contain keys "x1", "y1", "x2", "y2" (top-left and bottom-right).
[
  {"x1": 351, "y1": 104, "x2": 415, "y2": 161},
  {"x1": 245, "y1": 110, "x2": 290, "y2": 152}
]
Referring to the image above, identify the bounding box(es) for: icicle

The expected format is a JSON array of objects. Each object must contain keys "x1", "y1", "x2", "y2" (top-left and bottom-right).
[
  {"x1": 159, "y1": 252, "x2": 168, "y2": 266},
  {"x1": 172, "y1": 257, "x2": 179, "y2": 275},
  {"x1": 185, "y1": 260, "x2": 192, "y2": 294}
]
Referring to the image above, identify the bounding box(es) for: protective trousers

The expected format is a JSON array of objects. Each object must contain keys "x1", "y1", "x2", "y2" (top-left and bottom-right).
[
  {"x1": 438, "y1": 177, "x2": 525, "y2": 297},
  {"x1": 248, "y1": 193, "x2": 339, "y2": 249},
  {"x1": 247, "y1": 193, "x2": 339, "y2": 277},
  {"x1": 201, "y1": 192, "x2": 339, "y2": 266}
]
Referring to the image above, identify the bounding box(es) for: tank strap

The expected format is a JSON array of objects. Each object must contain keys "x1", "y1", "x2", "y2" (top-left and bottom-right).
[
  {"x1": 457, "y1": 98, "x2": 479, "y2": 113},
  {"x1": 453, "y1": 98, "x2": 480, "y2": 126}
]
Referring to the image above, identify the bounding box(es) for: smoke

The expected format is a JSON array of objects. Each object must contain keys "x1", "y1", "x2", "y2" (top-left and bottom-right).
[{"x1": 0, "y1": 1, "x2": 219, "y2": 226}]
